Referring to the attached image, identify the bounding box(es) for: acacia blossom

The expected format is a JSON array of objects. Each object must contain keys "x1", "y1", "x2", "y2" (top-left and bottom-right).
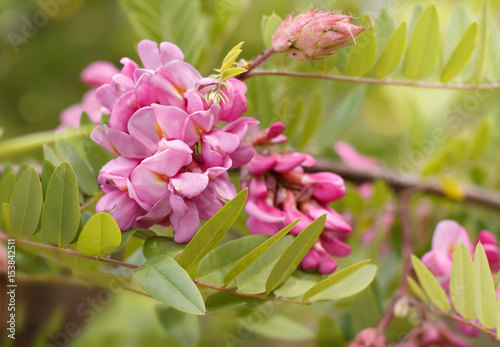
[
  {"x1": 241, "y1": 122, "x2": 352, "y2": 274},
  {"x1": 63, "y1": 40, "x2": 256, "y2": 242}
]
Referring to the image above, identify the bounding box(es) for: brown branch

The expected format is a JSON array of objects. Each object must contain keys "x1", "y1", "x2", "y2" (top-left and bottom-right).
[
  {"x1": 238, "y1": 48, "x2": 276, "y2": 79},
  {"x1": 409, "y1": 299, "x2": 499, "y2": 341},
  {"x1": 304, "y1": 160, "x2": 500, "y2": 211},
  {"x1": 242, "y1": 69, "x2": 500, "y2": 90},
  {"x1": 0, "y1": 232, "x2": 310, "y2": 306}
]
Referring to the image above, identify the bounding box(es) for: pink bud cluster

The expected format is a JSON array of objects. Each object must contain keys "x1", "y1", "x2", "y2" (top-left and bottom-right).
[
  {"x1": 241, "y1": 122, "x2": 352, "y2": 274},
  {"x1": 64, "y1": 40, "x2": 257, "y2": 243},
  {"x1": 272, "y1": 9, "x2": 366, "y2": 61},
  {"x1": 421, "y1": 220, "x2": 500, "y2": 338}
]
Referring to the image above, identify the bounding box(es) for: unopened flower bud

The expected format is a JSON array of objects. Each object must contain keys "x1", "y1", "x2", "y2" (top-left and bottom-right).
[{"x1": 272, "y1": 9, "x2": 366, "y2": 61}]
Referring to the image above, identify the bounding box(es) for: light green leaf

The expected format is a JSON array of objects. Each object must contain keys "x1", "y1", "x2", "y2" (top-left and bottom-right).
[
  {"x1": 403, "y1": 4, "x2": 440, "y2": 80},
  {"x1": 8, "y1": 167, "x2": 43, "y2": 238},
  {"x1": 0, "y1": 171, "x2": 15, "y2": 228},
  {"x1": 470, "y1": 117, "x2": 491, "y2": 159},
  {"x1": 273, "y1": 270, "x2": 321, "y2": 298},
  {"x1": 473, "y1": 0, "x2": 489, "y2": 85},
  {"x1": 223, "y1": 220, "x2": 298, "y2": 285},
  {"x1": 443, "y1": 5, "x2": 472, "y2": 64},
  {"x1": 375, "y1": 8, "x2": 397, "y2": 59},
  {"x1": 298, "y1": 90, "x2": 324, "y2": 151},
  {"x1": 177, "y1": 189, "x2": 247, "y2": 270},
  {"x1": 16, "y1": 163, "x2": 29, "y2": 180},
  {"x1": 156, "y1": 306, "x2": 199, "y2": 347},
  {"x1": 133, "y1": 255, "x2": 205, "y2": 315},
  {"x1": 474, "y1": 243, "x2": 497, "y2": 329},
  {"x1": 450, "y1": 243, "x2": 476, "y2": 320},
  {"x1": 266, "y1": 215, "x2": 326, "y2": 293},
  {"x1": 77, "y1": 212, "x2": 121, "y2": 257},
  {"x1": 41, "y1": 159, "x2": 56, "y2": 199},
  {"x1": 261, "y1": 12, "x2": 283, "y2": 48},
  {"x1": 222, "y1": 42, "x2": 244, "y2": 67},
  {"x1": 407, "y1": 276, "x2": 429, "y2": 304},
  {"x1": 236, "y1": 236, "x2": 293, "y2": 294},
  {"x1": 306, "y1": 265, "x2": 377, "y2": 302},
  {"x1": 347, "y1": 15, "x2": 377, "y2": 77},
  {"x1": 43, "y1": 144, "x2": 61, "y2": 166},
  {"x1": 120, "y1": 0, "x2": 163, "y2": 42},
  {"x1": 221, "y1": 67, "x2": 247, "y2": 81},
  {"x1": 440, "y1": 23, "x2": 478, "y2": 83},
  {"x1": 41, "y1": 162, "x2": 81, "y2": 245},
  {"x1": 197, "y1": 235, "x2": 267, "y2": 286},
  {"x1": 373, "y1": 22, "x2": 407, "y2": 78},
  {"x1": 252, "y1": 314, "x2": 314, "y2": 340},
  {"x1": 303, "y1": 260, "x2": 371, "y2": 302},
  {"x1": 411, "y1": 255, "x2": 451, "y2": 312},
  {"x1": 316, "y1": 315, "x2": 345, "y2": 347}
]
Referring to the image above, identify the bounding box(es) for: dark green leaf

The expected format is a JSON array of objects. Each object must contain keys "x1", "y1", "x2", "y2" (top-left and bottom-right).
[
  {"x1": 9, "y1": 167, "x2": 43, "y2": 238},
  {"x1": 41, "y1": 162, "x2": 81, "y2": 245},
  {"x1": 133, "y1": 255, "x2": 205, "y2": 315},
  {"x1": 177, "y1": 189, "x2": 248, "y2": 270}
]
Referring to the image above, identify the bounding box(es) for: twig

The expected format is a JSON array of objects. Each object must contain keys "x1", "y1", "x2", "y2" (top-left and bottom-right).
[
  {"x1": 238, "y1": 48, "x2": 276, "y2": 79},
  {"x1": 0, "y1": 232, "x2": 310, "y2": 306},
  {"x1": 304, "y1": 160, "x2": 500, "y2": 211},
  {"x1": 242, "y1": 69, "x2": 500, "y2": 90}
]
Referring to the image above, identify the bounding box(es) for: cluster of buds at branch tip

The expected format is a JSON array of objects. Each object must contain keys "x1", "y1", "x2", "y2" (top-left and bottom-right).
[{"x1": 272, "y1": 8, "x2": 367, "y2": 61}]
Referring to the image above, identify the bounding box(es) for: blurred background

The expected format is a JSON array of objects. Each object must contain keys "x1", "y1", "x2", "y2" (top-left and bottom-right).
[{"x1": 2, "y1": 0, "x2": 500, "y2": 346}]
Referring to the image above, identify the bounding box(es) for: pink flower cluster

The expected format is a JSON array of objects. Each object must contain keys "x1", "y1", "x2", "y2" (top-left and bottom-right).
[
  {"x1": 67, "y1": 40, "x2": 256, "y2": 242},
  {"x1": 241, "y1": 122, "x2": 352, "y2": 274},
  {"x1": 421, "y1": 220, "x2": 500, "y2": 338}
]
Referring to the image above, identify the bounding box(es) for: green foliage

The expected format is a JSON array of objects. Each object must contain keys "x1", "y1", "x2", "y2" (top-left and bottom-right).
[
  {"x1": 450, "y1": 243, "x2": 476, "y2": 319},
  {"x1": 316, "y1": 315, "x2": 346, "y2": 347},
  {"x1": 133, "y1": 255, "x2": 205, "y2": 315},
  {"x1": 177, "y1": 189, "x2": 248, "y2": 270},
  {"x1": 411, "y1": 255, "x2": 451, "y2": 312},
  {"x1": 8, "y1": 167, "x2": 42, "y2": 238},
  {"x1": 155, "y1": 306, "x2": 199, "y2": 347},
  {"x1": 440, "y1": 23, "x2": 478, "y2": 83},
  {"x1": 143, "y1": 236, "x2": 185, "y2": 259},
  {"x1": 261, "y1": 12, "x2": 283, "y2": 47},
  {"x1": 77, "y1": 212, "x2": 121, "y2": 257},
  {"x1": 474, "y1": 243, "x2": 497, "y2": 329},
  {"x1": 347, "y1": 15, "x2": 377, "y2": 77},
  {"x1": 373, "y1": 22, "x2": 407, "y2": 78},
  {"x1": 250, "y1": 314, "x2": 314, "y2": 340},
  {"x1": 42, "y1": 162, "x2": 81, "y2": 246}
]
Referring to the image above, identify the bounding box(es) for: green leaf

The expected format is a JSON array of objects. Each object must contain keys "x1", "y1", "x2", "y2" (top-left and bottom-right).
[
  {"x1": 450, "y1": 243, "x2": 476, "y2": 320},
  {"x1": 470, "y1": 117, "x2": 491, "y2": 159},
  {"x1": 43, "y1": 144, "x2": 61, "y2": 165},
  {"x1": 197, "y1": 235, "x2": 267, "y2": 286},
  {"x1": 77, "y1": 136, "x2": 115, "y2": 175},
  {"x1": 252, "y1": 314, "x2": 314, "y2": 340},
  {"x1": 347, "y1": 15, "x2": 377, "y2": 77},
  {"x1": 407, "y1": 276, "x2": 429, "y2": 304},
  {"x1": 223, "y1": 220, "x2": 298, "y2": 285},
  {"x1": 273, "y1": 270, "x2": 322, "y2": 298},
  {"x1": 2, "y1": 202, "x2": 10, "y2": 233},
  {"x1": 177, "y1": 189, "x2": 248, "y2": 270},
  {"x1": 403, "y1": 4, "x2": 440, "y2": 80},
  {"x1": 305, "y1": 265, "x2": 377, "y2": 302},
  {"x1": 120, "y1": 0, "x2": 163, "y2": 42},
  {"x1": 440, "y1": 23, "x2": 478, "y2": 83},
  {"x1": 297, "y1": 90, "x2": 324, "y2": 151},
  {"x1": 373, "y1": 22, "x2": 407, "y2": 78},
  {"x1": 113, "y1": 228, "x2": 140, "y2": 253},
  {"x1": 316, "y1": 315, "x2": 345, "y2": 347},
  {"x1": 155, "y1": 306, "x2": 199, "y2": 347},
  {"x1": 303, "y1": 260, "x2": 371, "y2": 302},
  {"x1": 77, "y1": 212, "x2": 121, "y2": 257},
  {"x1": 41, "y1": 160, "x2": 56, "y2": 199},
  {"x1": 473, "y1": 0, "x2": 489, "y2": 85},
  {"x1": 411, "y1": 255, "x2": 451, "y2": 312},
  {"x1": 16, "y1": 163, "x2": 29, "y2": 180},
  {"x1": 143, "y1": 236, "x2": 185, "y2": 259},
  {"x1": 221, "y1": 67, "x2": 247, "y2": 81},
  {"x1": 375, "y1": 8, "x2": 397, "y2": 59},
  {"x1": 8, "y1": 167, "x2": 43, "y2": 238},
  {"x1": 261, "y1": 12, "x2": 283, "y2": 47},
  {"x1": 443, "y1": 5, "x2": 472, "y2": 64},
  {"x1": 133, "y1": 255, "x2": 205, "y2": 315},
  {"x1": 474, "y1": 243, "x2": 497, "y2": 329},
  {"x1": 316, "y1": 86, "x2": 366, "y2": 150},
  {"x1": 41, "y1": 162, "x2": 81, "y2": 245},
  {"x1": 205, "y1": 291, "x2": 260, "y2": 311},
  {"x1": 266, "y1": 215, "x2": 326, "y2": 293},
  {"x1": 221, "y1": 42, "x2": 244, "y2": 67},
  {"x1": 236, "y1": 236, "x2": 293, "y2": 294},
  {"x1": 56, "y1": 140, "x2": 98, "y2": 196},
  {"x1": 0, "y1": 171, "x2": 15, "y2": 228}
]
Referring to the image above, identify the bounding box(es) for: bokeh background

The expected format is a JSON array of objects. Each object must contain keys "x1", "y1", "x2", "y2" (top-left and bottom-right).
[{"x1": 2, "y1": 0, "x2": 500, "y2": 346}]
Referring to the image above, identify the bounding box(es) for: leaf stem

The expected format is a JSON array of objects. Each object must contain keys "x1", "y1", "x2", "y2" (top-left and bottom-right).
[
  {"x1": 0, "y1": 232, "x2": 311, "y2": 306},
  {"x1": 242, "y1": 69, "x2": 500, "y2": 90}
]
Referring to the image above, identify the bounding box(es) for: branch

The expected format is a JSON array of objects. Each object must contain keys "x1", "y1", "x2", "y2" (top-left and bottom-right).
[
  {"x1": 238, "y1": 48, "x2": 276, "y2": 79},
  {"x1": 242, "y1": 69, "x2": 500, "y2": 90},
  {"x1": 0, "y1": 232, "x2": 310, "y2": 306},
  {"x1": 304, "y1": 160, "x2": 500, "y2": 211}
]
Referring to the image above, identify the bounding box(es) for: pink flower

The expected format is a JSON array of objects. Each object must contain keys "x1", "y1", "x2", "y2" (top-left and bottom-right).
[
  {"x1": 272, "y1": 9, "x2": 366, "y2": 61},
  {"x1": 421, "y1": 220, "x2": 472, "y2": 279},
  {"x1": 348, "y1": 328, "x2": 387, "y2": 347},
  {"x1": 242, "y1": 123, "x2": 351, "y2": 274}
]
